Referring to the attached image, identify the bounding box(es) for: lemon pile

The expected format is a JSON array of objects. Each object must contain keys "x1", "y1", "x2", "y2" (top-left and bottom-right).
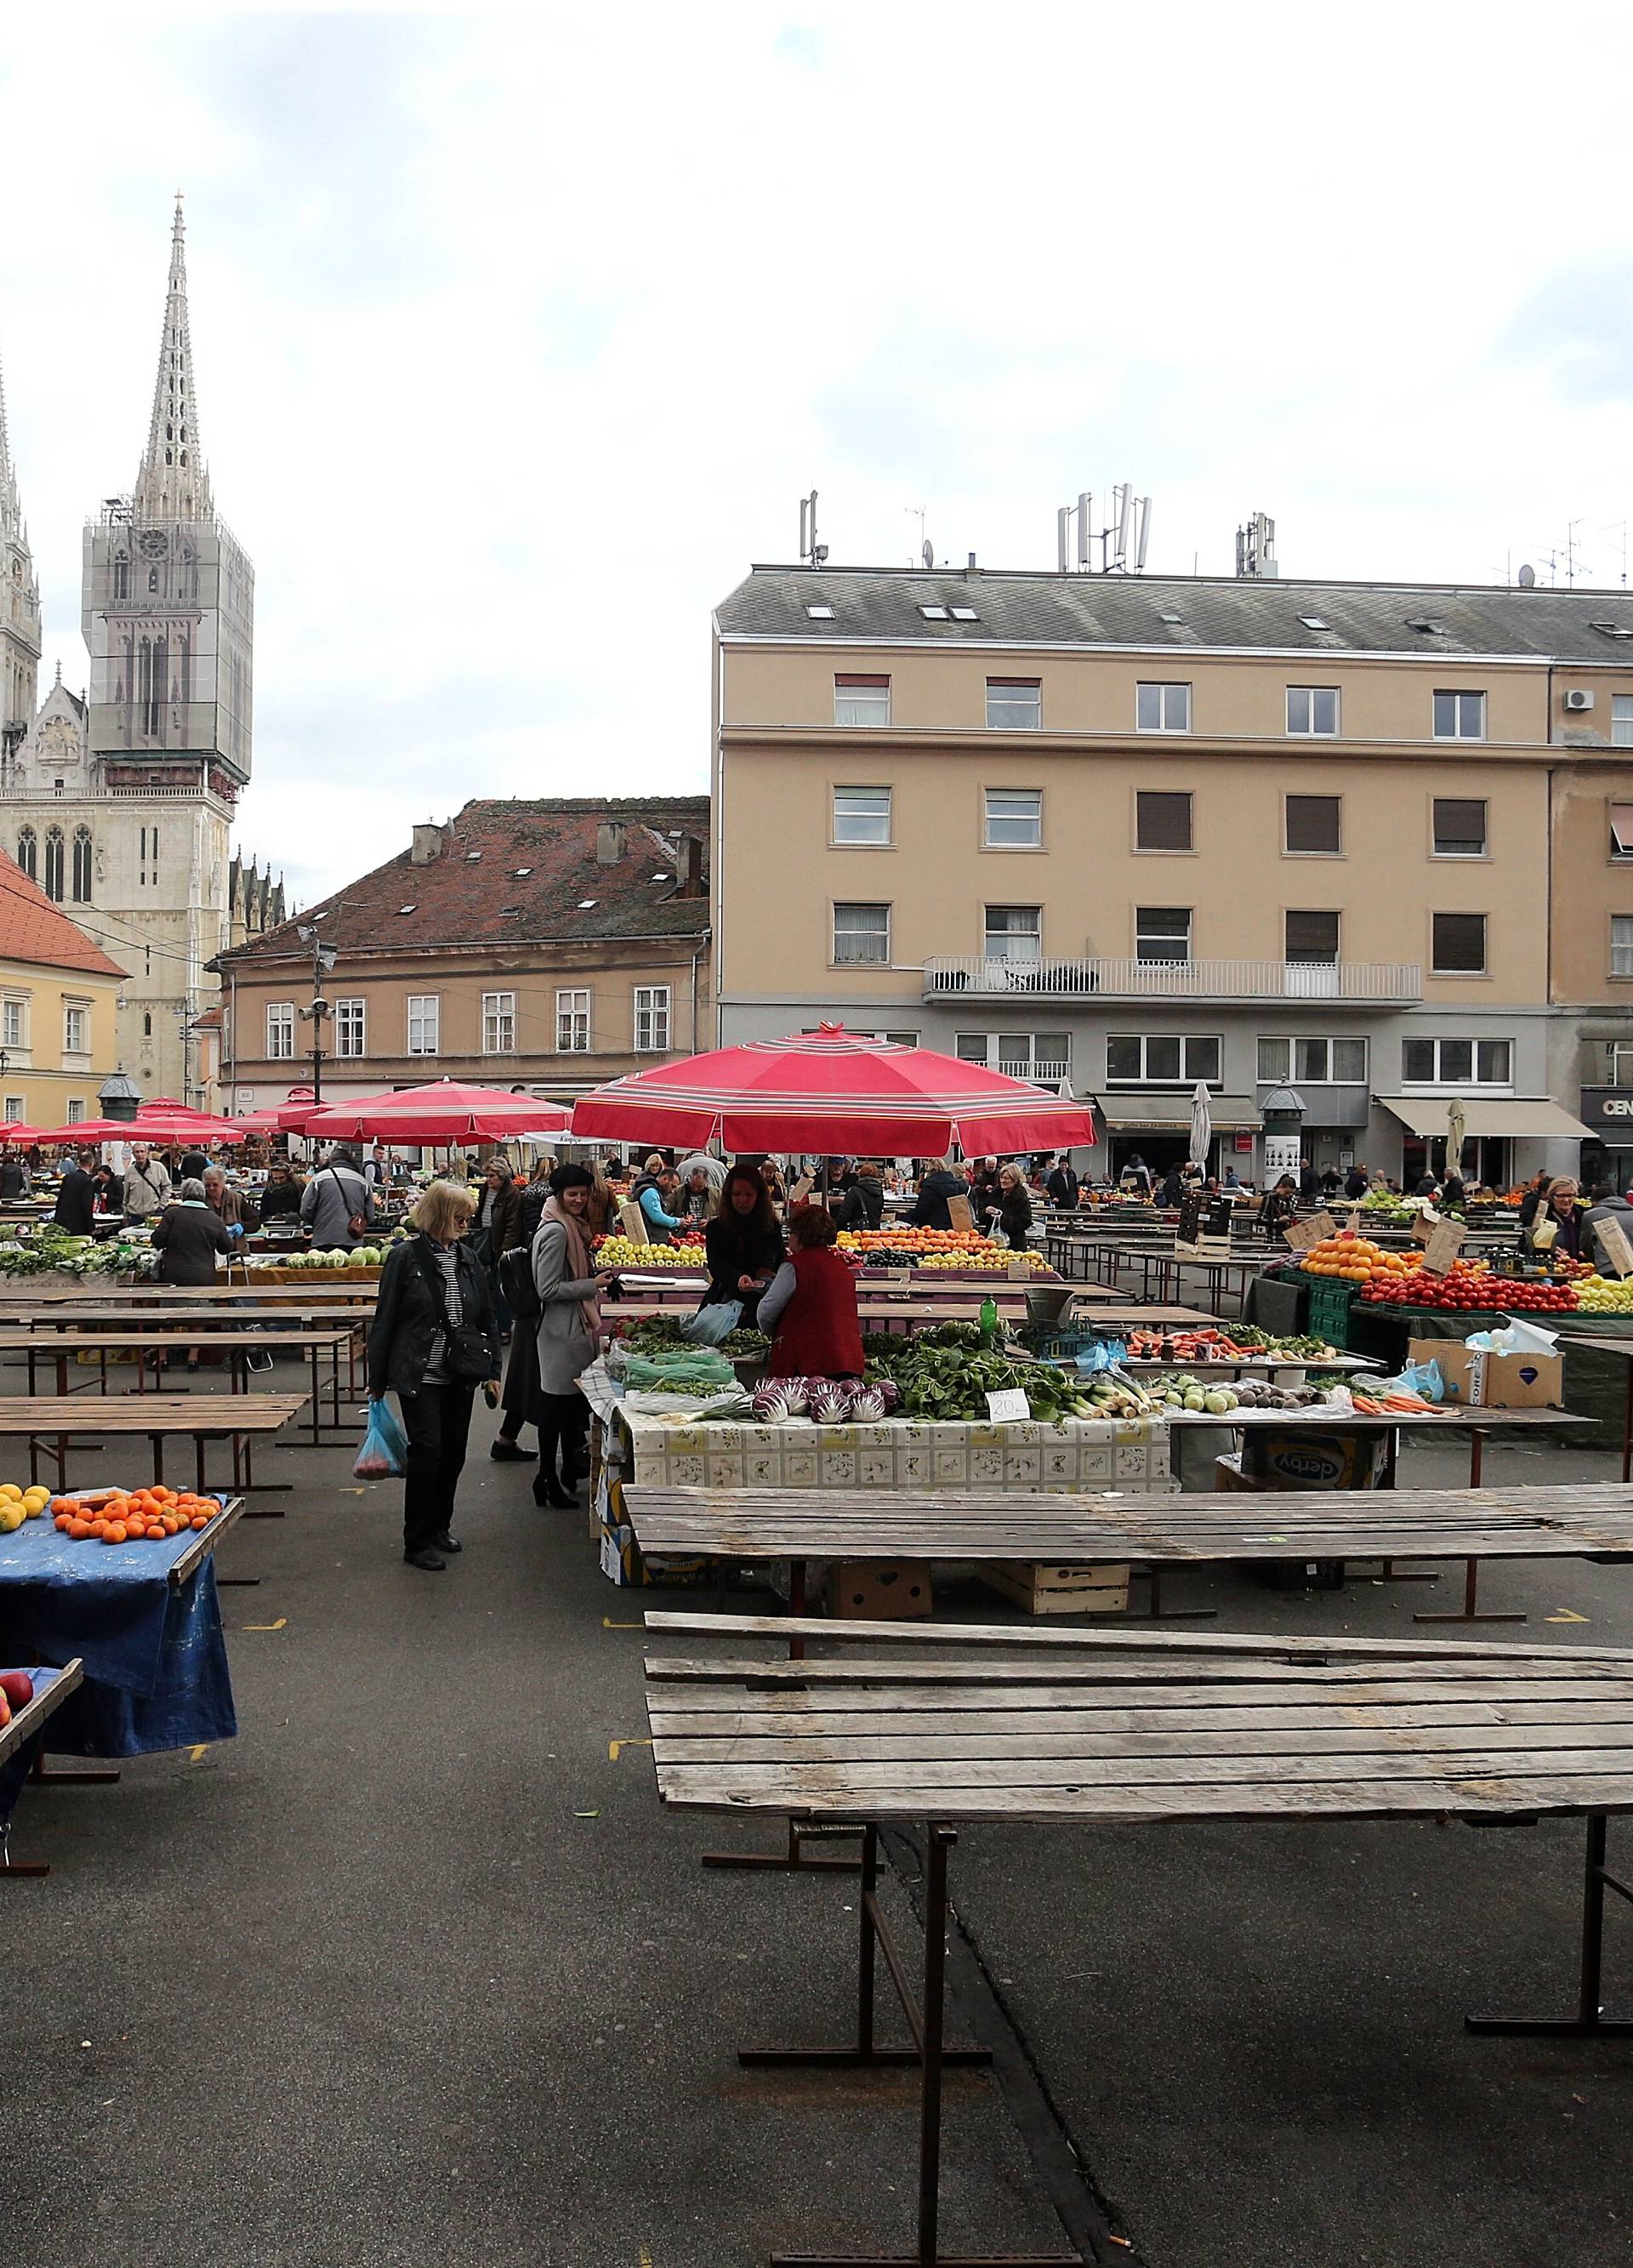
[
  {"x1": 1576, "y1": 1274, "x2": 1633, "y2": 1313},
  {"x1": 0, "y1": 1481, "x2": 51, "y2": 1533},
  {"x1": 593, "y1": 1236, "x2": 703, "y2": 1269}
]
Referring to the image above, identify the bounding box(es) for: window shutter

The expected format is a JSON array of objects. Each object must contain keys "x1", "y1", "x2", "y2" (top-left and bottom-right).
[
  {"x1": 1135, "y1": 791, "x2": 1192, "y2": 851},
  {"x1": 1432, "y1": 912, "x2": 1487, "y2": 972},
  {"x1": 1284, "y1": 795, "x2": 1340, "y2": 853},
  {"x1": 1433, "y1": 798, "x2": 1487, "y2": 852},
  {"x1": 1284, "y1": 909, "x2": 1340, "y2": 960}
]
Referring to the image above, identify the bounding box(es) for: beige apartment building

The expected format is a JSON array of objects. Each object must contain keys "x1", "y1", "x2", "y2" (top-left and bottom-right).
[
  {"x1": 213, "y1": 798, "x2": 710, "y2": 1115},
  {"x1": 712, "y1": 567, "x2": 1633, "y2": 1185}
]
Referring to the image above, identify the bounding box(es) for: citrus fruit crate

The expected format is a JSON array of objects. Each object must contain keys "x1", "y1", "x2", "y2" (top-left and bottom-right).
[{"x1": 1304, "y1": 1278, "x2": 1356, "y2": 1349}]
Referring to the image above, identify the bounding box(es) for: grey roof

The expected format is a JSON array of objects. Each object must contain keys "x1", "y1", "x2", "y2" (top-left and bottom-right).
[{"x1": 715, "y1": 567, "x2": 1633, "y2": 663}]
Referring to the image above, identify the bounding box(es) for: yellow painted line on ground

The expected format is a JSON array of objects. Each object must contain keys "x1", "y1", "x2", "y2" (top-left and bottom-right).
[
  {"x1": 639, "y1": 2247, "x2": 655, "y2": 2268},
  {"x1": 602, "y1": 1617, "x2": 641, "y2": 1631},
  {"x1": 1546, "y1": 1608, "x2": 1591, "y2": 1624},
  {"x1": 242, "y1": 1617, "x2": 287, "y2": 1632},
  {"x1": 608, "y1": 1738, "x2": 654, "y2": 1764},
  {"x1": 188, "y1": 1744, "x2": 209, "y2": 1764}
]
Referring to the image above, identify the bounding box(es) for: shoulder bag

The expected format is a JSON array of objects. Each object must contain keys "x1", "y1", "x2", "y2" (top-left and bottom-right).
[{"x1": 413, "y1": 1241, "x2": 498, "y2": 1384}]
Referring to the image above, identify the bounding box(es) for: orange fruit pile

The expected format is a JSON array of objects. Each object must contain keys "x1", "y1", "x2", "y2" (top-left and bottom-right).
[
  {"x1": 50, "y1": 1487, "x2": 218, "y2": 1543},
  {"x1": 1299, "y1": 1234, "x2": 1420, "y2": 1285}
]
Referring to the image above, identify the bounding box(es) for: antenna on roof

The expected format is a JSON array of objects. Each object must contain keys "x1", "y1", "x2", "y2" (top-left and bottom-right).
[
  {"x1": 798, "y1": 490, "x2": 828, "y2": 569},
  {"x1": 1055, "y1": 487, "x2": 1150, "y2": 575},
  {"x1": 920, "y1": 539, "x2": 934, "y2": 570},
  {"x1": 1234, "y1": 511, "x2": 1277, "y2": 578}
]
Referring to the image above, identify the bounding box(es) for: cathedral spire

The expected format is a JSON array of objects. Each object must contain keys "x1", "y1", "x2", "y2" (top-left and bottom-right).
[
  {"x1": 0, "y1": 347, "x2": 25, "y2": 547},
  {"x1": 132, "y1": 196, "x2": 213, "y2": 523}
]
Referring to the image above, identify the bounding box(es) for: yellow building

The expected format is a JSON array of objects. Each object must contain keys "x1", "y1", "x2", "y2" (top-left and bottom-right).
[{"x1": 0, "y1": 846, "x2": 128, "y2": 1129}]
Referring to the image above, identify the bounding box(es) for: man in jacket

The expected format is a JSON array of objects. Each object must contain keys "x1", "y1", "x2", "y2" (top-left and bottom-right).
[
  {"x1": 1044, "y1": 1155, "x2": 1078, "y2": 1208},
  {"x1": 910, "y1": 1158, "x2": 968, "y2": 1231},
  {"x1": 1580, "y1": 1183, "x2": 1633, "y2": 1271},
  {"x1": 0, "y1": 1151, "x2": 30, "y2": 1203},
  {"x1": 54, "y1": 1149, "x2": 98, "y2": 1234},
  {"x1": 122, "y1": 1143, "x2": 173, "y2": 1223},
  {"x1": 630, "y1": 1164, "x2": 684, "y2": 1245},
  {"x1": 1343, "y1": 1162, "x2": 1369, "y2": 1200},
  {"x1": 300, "y1": 1143, "x2": 377, "y2": 1251}
]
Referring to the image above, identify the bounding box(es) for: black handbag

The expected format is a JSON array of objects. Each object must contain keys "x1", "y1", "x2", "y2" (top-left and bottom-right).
[
  {"x1": 498, "y1": 1242, "x2": 541, "y2": 1321},
  {"x1": 414, "y1": 1243, "x2": 498, "y2": 1384}
]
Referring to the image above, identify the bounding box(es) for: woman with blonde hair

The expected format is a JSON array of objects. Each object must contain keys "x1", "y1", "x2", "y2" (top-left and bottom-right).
[{"x1": 368, "y1": 1179, "x2": 500, "y2": 1570}]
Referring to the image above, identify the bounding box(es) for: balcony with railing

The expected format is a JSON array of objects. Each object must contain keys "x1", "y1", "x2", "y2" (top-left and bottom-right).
[{"x1": 923, "y1": 955, "x2": 1422, "y2": 1004}]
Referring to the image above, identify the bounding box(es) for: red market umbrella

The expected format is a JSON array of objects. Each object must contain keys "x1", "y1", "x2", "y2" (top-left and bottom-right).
[
  {"x1": 29, "y1": 1119, "x2": 142, "y2": 1143},
  {"x1": 299, "y1": 1079, "x2": 572, "y2": 1144},
  {"x1": 128, "y1": 1101, "x2": 250, "y2": 1144},
  {"x1": 570, "y1": 1023, "x2": 1098, "y2": 1155},
  {"x1": 231, "y1": 1110, "x2": 286, "y2": 1135},
  {"x1": 0, "y1": 1123, "x2": 48, "y2": 1144}
]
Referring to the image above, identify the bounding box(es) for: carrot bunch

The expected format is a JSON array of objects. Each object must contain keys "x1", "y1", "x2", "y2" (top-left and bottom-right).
[
  {"x1": 49, "y1": 1486, "x2": 218, "y2": 1543},
  {"x1": 1351, "y1": 1391, "x2": 1435, "y2": 1416}
]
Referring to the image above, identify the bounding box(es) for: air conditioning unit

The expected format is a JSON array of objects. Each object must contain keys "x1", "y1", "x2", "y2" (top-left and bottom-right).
[{"x1": 1565, "y1": 688, "x2": 1595, "y2": 712}]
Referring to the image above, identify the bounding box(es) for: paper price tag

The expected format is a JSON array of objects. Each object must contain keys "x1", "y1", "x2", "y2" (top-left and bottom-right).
[
  {"x1": 1006, "y1": 1257, "x2": 1030, "y2": 1280},
  {"x1": 985, "y1": 1388, "x2": 1031, "y2": 1422},
  {"x1": 1411, "y1": 1210, "x2": 1439, "y2": 1245},
  {"x1": 1421, "y1": 1217, "x2": 1466, "y2": 1277},
  {"x1": 1283, "y1": 1212, "x2": 1335, "y2": 1252},
  {"x1": 788, "y1": 1176, "x2": 815, "y2": 1206},
  {"x1": 1596, "y1": 1217, "x2": 1633, "y2": 1279}
]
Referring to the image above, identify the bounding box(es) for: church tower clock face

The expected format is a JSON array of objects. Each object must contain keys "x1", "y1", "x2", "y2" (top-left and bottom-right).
[{"x1": 137, "y1": 529, "x2": 168, "y2": 558}]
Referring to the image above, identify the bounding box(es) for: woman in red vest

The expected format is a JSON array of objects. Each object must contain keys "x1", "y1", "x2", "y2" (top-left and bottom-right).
[{"x1": 760, "y1": 1203, "x2": 864, "y2": 1380}]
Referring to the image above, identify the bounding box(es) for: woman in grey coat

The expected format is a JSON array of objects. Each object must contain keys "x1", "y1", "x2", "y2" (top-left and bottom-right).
[{"x1": 532, "y1": 1161, "x2": 615, "y2": 1509}]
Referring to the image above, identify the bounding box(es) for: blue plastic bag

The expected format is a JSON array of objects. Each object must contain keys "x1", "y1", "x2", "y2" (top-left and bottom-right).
[
  {"x1": 355, "y1": 1396, "x2": 408, "y2": 1478},
  {"x1": 683, "y1": 1298, "x2": 744, "y2": 1347}
]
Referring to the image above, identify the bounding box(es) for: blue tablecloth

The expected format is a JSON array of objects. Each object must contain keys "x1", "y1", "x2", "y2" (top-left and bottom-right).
[
  {"x1": 0, "y1": 1509, "x2": 236, "y2": 1758},
  {"x1": 0, "y1": 1662, "x2": 67, "y2": 1831}
]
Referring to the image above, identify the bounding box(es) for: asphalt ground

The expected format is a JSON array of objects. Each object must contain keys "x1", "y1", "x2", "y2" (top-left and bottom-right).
[{"x1": 4, "y1": 1352, "x2": 1633, "y2": 2267}]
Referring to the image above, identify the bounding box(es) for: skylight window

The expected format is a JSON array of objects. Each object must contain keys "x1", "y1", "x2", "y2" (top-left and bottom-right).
[
  {"x1": 1590, "y1": 621, "x2": 1633, "y2": 640},
  {"x1": 919, "y1": 605, "x2": 948, "y2": 620},
  {"x1": 1406, "y1": 617, "x2": 1446, "y2": 635},
  {"x1": 500, "y1": 905, "x2": 521, "y2": 917},
  {"x1": 513, "y1": 866, "x2": 533, "y2": 876},
  {"x1": 1158, "y1": 609, "x2": 1183, "y2": 624},
  {"x1": 651, "y1": 872, "x2": 669, "y2": 881},
  {"x1": 466, "y1": 850, "x2": 482, "y2": 860},
  {"x1": 805, "y1": 603, "x2": 834, "y2": 619},
  {"x1": 578, "y1": 898, "x2": 597, "y2": 909},
  {"x1": 1297, "y1": 613, "x2": 1329, "y2": 630},
  {"x1": 397, "y1": 904, "x2": 415, "y2": 915},
  {"x1": 949, "y1": 606, "x2": 980, "y2": 621}
]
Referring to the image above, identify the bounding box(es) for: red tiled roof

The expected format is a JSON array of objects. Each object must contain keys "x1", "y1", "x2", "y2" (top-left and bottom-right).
[
  {"x1": 218, "y1": 797, "x2": 711, "y2": 964},
  {"x1": 0, "y1": 848, "x2": 128, "y2": 977}
]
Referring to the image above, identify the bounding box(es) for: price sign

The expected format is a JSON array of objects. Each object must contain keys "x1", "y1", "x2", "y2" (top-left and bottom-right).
[
  {"x1": 788, "y1": 1175, "x2": 815, "y2": 1206},
  {"x1": 1006, "y1": 1257, "x2": 1031, "y2": 1280},
  {"x1": 1283, "y1": 1211, "x2": 1336, "y2": 1252},
  {"x1": 1596, "y1": 1217, "x2": 1633, "y2": 1279},
  {"x1": 985, "y1": 1388, "x2": 1031, "y2": 1422},
  {"x1": 1410, "y1": 1210, "x2": 1438, "y2": 1244},
  {"x1": 1420, "y1": 1217, "x2": 1466, "y2": 1277},
  {"x1": 617, "y1": 1200, "x2": 649, "y2": 1245}
]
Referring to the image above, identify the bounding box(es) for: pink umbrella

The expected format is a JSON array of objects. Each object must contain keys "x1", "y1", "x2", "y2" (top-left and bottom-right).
[
  {"x1": 571, "y1": 1023, "x2": 1097, "y2": 1154},
  {"x1": 0, "y1": 1123, "x2": 48, "y2": 1144},
  {"x1": 299, "y1": 1079, "x2": 572, "y2": 1144}
]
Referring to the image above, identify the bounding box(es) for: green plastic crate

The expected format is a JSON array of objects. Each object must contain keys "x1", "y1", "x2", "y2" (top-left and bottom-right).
[{"x1": 1305, "y1": 1278, "x2": 1356, "y2": 1350}]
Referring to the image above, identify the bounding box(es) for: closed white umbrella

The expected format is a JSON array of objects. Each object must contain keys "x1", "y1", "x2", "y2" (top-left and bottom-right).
[
  {"x1": 1188, "y1": 1080, "x2": 1213, "y2": 1171},
  {"x1": 1447, "y1": 1097, "x2": 1467, "y2": 1182}
]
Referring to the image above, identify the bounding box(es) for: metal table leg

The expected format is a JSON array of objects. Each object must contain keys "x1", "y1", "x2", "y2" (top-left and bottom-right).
[{"x1": 1466, "y1": 1813, "x2": 1633, "y2": 2037}]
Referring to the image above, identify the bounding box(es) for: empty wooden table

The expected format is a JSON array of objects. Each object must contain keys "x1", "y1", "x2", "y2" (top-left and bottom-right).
[
  {"x1": 0, "y1": 1326, "x2": 360, "y2": 1445},
  {"x1": 0, "y1": 1393, "x2": 305, "y2": 1495},
  {"x1": 644, "y1": 1619, "x2": 1633, "y2": 2267},
  {"x1": 1568, "y1": 1335, "x2": 1633, "y2": 1483}
]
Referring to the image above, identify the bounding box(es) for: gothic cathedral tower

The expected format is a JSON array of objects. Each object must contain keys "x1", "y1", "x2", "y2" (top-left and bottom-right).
[{"x1": 0, "y1": 354, "x2": 42, "y2": 764}]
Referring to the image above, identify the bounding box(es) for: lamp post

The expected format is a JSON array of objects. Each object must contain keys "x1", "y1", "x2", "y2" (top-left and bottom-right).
[{"x1": 295, "y1": 926, "x2": 338, "y2": 1106}]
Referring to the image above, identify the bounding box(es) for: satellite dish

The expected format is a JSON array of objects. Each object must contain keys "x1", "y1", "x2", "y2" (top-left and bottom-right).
[
  {"x1": 921, "y1": 539, "x2": 934, "y2": 569},
  {"x1": 1518, "y1": 562, "x2": 1537, "y2": 588}
]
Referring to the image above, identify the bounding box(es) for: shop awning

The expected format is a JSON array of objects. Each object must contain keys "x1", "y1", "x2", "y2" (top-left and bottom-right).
[
  {"x1": 1377, "y1": 1097, "x2": 1596, "y2": 1142},
  {"x1": 1096, "y1": 1094, "x2": 1260, "y2": 1133}
]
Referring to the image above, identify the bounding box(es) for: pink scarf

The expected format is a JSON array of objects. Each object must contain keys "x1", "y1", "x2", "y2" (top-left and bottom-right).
[{"x1": 543, "y1": 1194, "x2": 601, "y2": 1338}]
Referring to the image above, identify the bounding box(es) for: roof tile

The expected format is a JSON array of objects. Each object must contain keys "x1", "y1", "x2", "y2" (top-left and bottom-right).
[{"x1": 0, "y1": 849, "x2": 128, "y2": 977}]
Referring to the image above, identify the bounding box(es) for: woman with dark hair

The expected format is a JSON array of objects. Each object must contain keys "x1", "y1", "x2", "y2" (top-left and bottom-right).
[
  {"x1": 490, "y1": 1165, "x2": 555, "y2": 1463},
  {"x1": 702, "y1": 1162, "x2": 785, "y2": 1322},
  {"x1": 531, "y1": 1161, "x2": 617, "y2": 1510},
  {"x1": 759, "y1": 1204, "x2": 864, "y2": 1380},
  {"x1": 836, "y1": 1160, "x2": 885, "y2": 1232}
]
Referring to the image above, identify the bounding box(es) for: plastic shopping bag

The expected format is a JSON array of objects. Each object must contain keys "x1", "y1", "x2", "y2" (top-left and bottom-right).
[
  {"x1": 682, "y1": 1298, "x2": 744, "y2": 1348},
  {"x1": 1374, "y1": 1359, "x2": 1446, "y2": 1403},
  {"x1": 355, "y1": 1396, "x2": 408, "y2": 1479}
]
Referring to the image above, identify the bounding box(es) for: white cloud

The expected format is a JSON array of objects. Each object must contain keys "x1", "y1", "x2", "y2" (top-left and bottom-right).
[{"x1": 3, "y1": 2, "x2": 1633, "y2": 903}]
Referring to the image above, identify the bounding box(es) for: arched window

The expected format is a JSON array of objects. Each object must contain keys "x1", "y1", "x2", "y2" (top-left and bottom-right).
[
  {"x1": 43, "y1": 826, "x2": 64, "y2": 902},
  {"x1": 71, "y1": 826, "x2": 92, "y2": 903},
  {"x1": 149, "y1": 564, "x2": 160, "y2": 590},
  {"x1": 113, "y1": 553, "x2": 129, "y2": 601},
  {"x1": 16, "y1": 826, "x2": 35, "y2": 879}
]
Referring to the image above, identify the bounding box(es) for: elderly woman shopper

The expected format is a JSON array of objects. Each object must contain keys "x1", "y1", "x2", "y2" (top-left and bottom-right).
[
  {"x1": 203, "y1": 1163, "x2": 259, "y2": 1241},
  {"x1": 532, "y1": 1162, "x2": 616, "y2": 1510},
  {"x1": 702, "y1": 1161, "x2": 785, "y2": 1323},
  {"x1": 473, "y1": 1158, "x2": 523, "y2": 1337},
  {"x1": 760, "y1": 1203, "x2": 864, "y2": 1381},
  {"x1": 1531, "y1": 1177, "x2": 1584, "y2": 1259},
  {"x1": 836, "y1": 1159, "x2": 885, "y2": 1232},
  {"x1": 368, "y1": 1180, "x2": 500, "y2": 1571},
  {"x1": 990, "y1": 1161, "x2": 1033, "y2": 1249},
  {"x1": 151, "y1": 1177, "x2": 233, "y2": 1371}
]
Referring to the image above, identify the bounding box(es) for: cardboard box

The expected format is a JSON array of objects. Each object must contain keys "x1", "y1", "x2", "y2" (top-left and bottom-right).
[
  {"x1": 1240, "y1": 1430, "x2": 1386, "y2": 1490},
  {"x1": 823, "y1": 1560, "x2": 933, "y2": 1618},
  {"x1": 981, "y1": 1562, "x2": 1130, "y2": 1616},
  {"x1": 1408, "y1": 1339, "x2": 1562, "y2": 1410}
]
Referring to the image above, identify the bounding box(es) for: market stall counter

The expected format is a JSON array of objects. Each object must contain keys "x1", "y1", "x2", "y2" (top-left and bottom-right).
[{"x1": 0, "y1": 1658, "x2": 83, "y2": 1877}]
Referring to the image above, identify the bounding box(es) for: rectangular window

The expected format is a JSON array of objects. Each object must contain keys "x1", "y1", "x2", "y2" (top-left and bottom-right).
[
  {"x1": 63, "y1": 1006, "x2": 86, "y2": 1054},
  {"x1": 1136, "y1": 681, "x2": 1191, "y2": 732},
  {"x1": 266, "y1": 1002, "x2": 295, "y2": 1060},
  {"x1": 1614, "y1": 915, "x2": 1633, "y2": 978},
  {"x1": 1135, "y1": 906, "x2": 1191, "y2": 963},
  {"x1": 1284, "y1": 795, "x2": 1342, "y2": 854},
  {"x1": 833, "y1": 903, "x2": 890, "y2": 965},
  {"x1": 1285, "y1": 909, "x2": 1340, "y2": 964},
  {"x1": 834, "y1": 674, "x2": 890, "y2": 727},
  {"x1": 1135, "y1": 790, "x2": 1192, "y2": 852},
  {"x1": 959, "y1": 1034, "x2": 1071, "y2": 1083},
  {"x1": 1613, "y1": 694, "x2": 1633, "y2": 748},
  {"x1": 633, "y1": 985, "x2": 670, "y2": 1053},
  {"x1": 555, "y1": 989, "x2": 590, "y2": 1053},
  {"x1": 1431, "y1": 911, "x2": 1488, "y2": 974},
  {"x1": 406, "y1": 994, "x2": 440, "y2": 1055},
  {"x1": 1257, "y1": 1036, "x2": 1289, "y2": 1083},
  {"x1": 3, "y1": 1096, "x2": 22, "y2": 1123},
  {"x1": 1286, "y1": 686, "x2": 1340, "y2": 736},
  {"x1": 833, "y1": 786, "x2": 891, "y2": 844},
  {"x1": 983, "y1": 787, "x2": 1043, "y2": 846},
  {"x1": 1402, "y1": 1036, "x2": 1511, "y2": 1085},
  {"x1": 482, "y1": 990, "x2": 517, "y2": 1053},
  {"x1": 335, "y1": 999, "x2": 366, "y2": 1058},
  {"x1": 1259, "y1": 1036, "x2": 1368, "y2": 1084},
  {"x1": 1106, "y1": 1033, "x2": 1221, "y2": 1084},
  {"x1": 65, "y1": 1098, "x2": 84, "y2": 1124},
  {"x1": 1433, "y1": 798, "x2": 1488, "y2": 857},
  {"x1": 1, "y1": 999, "x2": 22, "y2": 1048},
  {"x1": 1611, "y1": 802, "x2": 1633, "y2": 859},
  {"x1": 1609, "y1": 1040, "x2": 1633, "y2": 1086},
  {"x1": 983, "y1": 904, "x2": 1041, "y2": 961},
  {"x1": 1432, "y1": 689, "x2": 1486, "y2": 739},
  {"x1": 986, "y1": 678, "x2": 1041, "y2": 730}
]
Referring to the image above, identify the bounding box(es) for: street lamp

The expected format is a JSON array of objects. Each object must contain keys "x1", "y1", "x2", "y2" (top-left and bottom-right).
[{"x1": 295, "y1": 925, "x2": 338, "y2": 1104}]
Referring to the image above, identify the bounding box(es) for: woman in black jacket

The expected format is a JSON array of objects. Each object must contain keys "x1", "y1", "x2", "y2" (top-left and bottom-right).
[
  {"x1": 151, "y1": 1179, "x2": 233, "y2": 1372},
  {"x1": 367, "y1": 1180, "x2": 500, "y2": 1571},
  {"x1": 702, "y1": 1162, "x2": 785, "y2": 1320},
  {"x1": 491, "y1": 1171, "x2": 554, "y2": 1462},
  {"x1": 993, "y1": 1163, "x2": 1033, "y2": 1249},
  {"x1": 910, "y1": 1158, "x2": 967, "y2": 1230},
  {"x1": 837, "y1": 1160, "x2": 885, "y2": 1232}
]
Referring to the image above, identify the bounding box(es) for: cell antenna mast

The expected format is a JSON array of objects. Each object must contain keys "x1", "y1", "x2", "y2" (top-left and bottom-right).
[
  {"x1": 1234, "y1": 510, "x2": 1278, "y2": 578},
  {"x1": 1055, "y1": 486, "x2": 1149, "y2": 574},
  {"x1": 798, "y1": 489, "x2": 827, "y2": 568},
  {"x1": 906, "y1": 503, "x2": 927, "y2": 566}
]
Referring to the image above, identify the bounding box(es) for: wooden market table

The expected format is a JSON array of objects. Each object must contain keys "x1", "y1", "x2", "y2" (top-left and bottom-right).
[
  {"x1": 643, "y1": 1618, "x2": 1633, "y2": 2267},
  {"x1": 0, "y1": 1326, "x2": 360, "y2": 1446},
  {"x1": 0, "y1": 1393, "x2": 305, "y2": 1496},
  {"x1": 0, "y1": 1281, "x2": 378, "y2": 1310},
  {"x1": 1567, "y1": 1336, "x2": 1633, "y2": 1483},
  {"x1": 1044, "y1": 1233, "x2": 1282, "y2": 1314}
]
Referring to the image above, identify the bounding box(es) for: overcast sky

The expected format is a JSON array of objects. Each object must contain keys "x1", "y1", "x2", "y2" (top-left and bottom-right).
[{"x1": 2, "y1": 2, "x2": 1630, "y2": 906}]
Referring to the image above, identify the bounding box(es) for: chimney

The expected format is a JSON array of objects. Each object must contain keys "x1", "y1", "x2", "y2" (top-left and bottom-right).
[
  {"x1": 596, "y1": 821, "x2": 626, "y2": 866},
  {"x1": 410, "y1": 822, "x2": 447, "y2": 866},
  {"x1": 676, "y1": 833, "x2": 705, "y2": 897}
]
